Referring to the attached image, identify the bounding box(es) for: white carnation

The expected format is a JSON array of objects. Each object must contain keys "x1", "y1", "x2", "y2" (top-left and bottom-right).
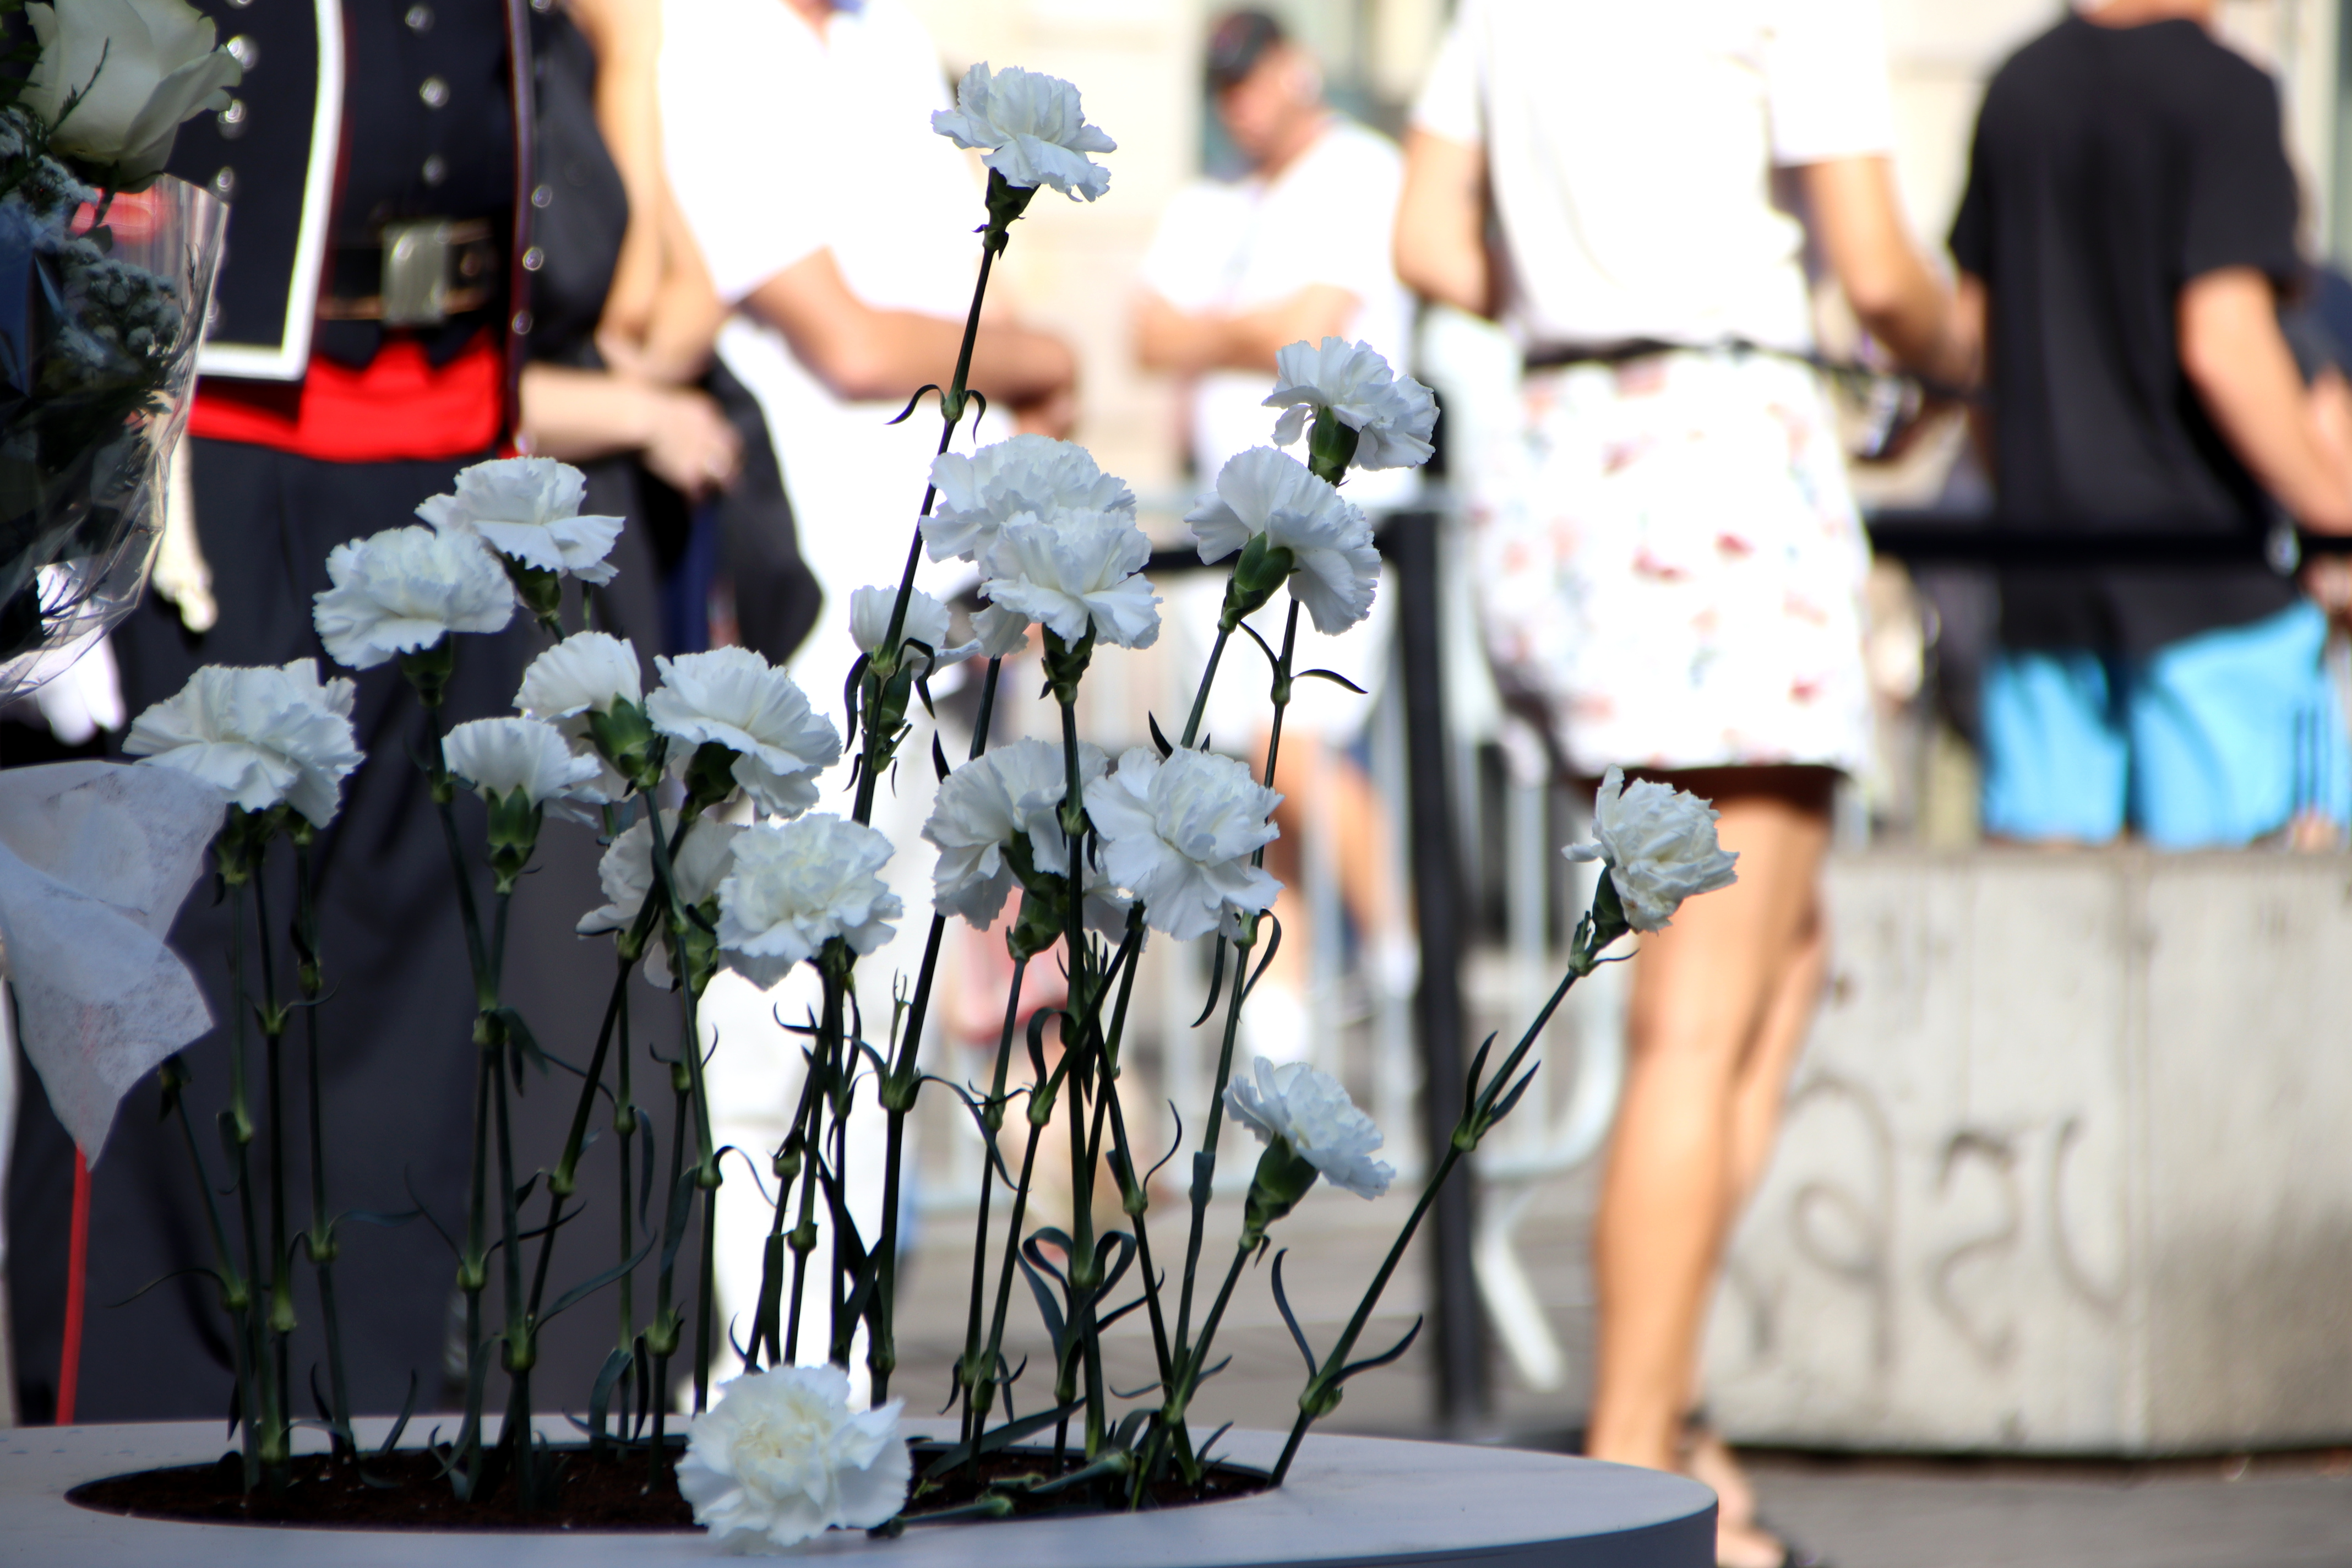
[
  {"x1": 1264, "y1": 337, "x2": 1439, "y2": 471},
  {"x1": 972, "y1": 604, "x2": 1032, "y2": 660},
  {"x1": 441, "y1": 717, "x2": 601, "y2": 817},
  {"x1": 1083, "y1": 747, "x2": 1281, "y2": 942},
  {"x1": 922, "y1": 435, "x2": 1135, "y2": 565},
  {"x1": 416, "y1": 456, "x2": 623, "y2": 585},
  {"x1": 646, "y1": 647, "x2": 841, "y2": 819},
  {"x1": 578, "y1": 808, "x2": 744, "y2": 987},
  {"x1": 1225, "y1": 1055, "x2": 1395, "y2": 1200},
  {"x1": 848, "y1": 585, "x2": 980, "y2": 680},
  {"x1": 311, "y1": 525, "x2": 516, "y2": 670},
  {"x1": 922, "y1": 737, "x2": 1124, "y2": 932},
  {"x1": 677, "y1": 1364, "x2": 910, "y2": 1553},
  {"x1": 715, "y1": 814, "x2": 903, "y2": 987},
  {"x1": 1186, "y1": 446, "x2": 1380, "y2": 635},
  {"x1": 515, "y1": 630, "x2": 642, "y2": 802},
  {"x1": 123, "y1": 658, "x2": 361, "y2": 827},
  {"x1": 1564, "y1": 766, "x2": 1740, "y2": 933},
  {"x1": 930, "y1": 63, "x2": 1114, "y2": 202},
  {"x1": 979, "y1": 509, "x2": 1160, "y2": 651}
]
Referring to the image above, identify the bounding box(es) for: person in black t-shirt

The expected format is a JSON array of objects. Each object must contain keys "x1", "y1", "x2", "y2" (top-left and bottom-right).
[{"x1": 1950, "y1": 0, "x2": 2352, "y2": 846}]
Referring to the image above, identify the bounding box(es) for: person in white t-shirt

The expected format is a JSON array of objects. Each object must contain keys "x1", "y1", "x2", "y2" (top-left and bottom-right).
[
  {"x1": 1397, "y1": 5, "x2": 1974, "y2": 1563},
  {"x1": 658, "y1": 0, "x2": 1079, "y2": 1395},
  {"x1": 1134, "y1": 12, "x2": 1416, "y2": 1065}
]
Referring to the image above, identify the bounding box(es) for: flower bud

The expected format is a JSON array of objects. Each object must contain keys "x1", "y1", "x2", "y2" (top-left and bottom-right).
[
  {"x1": 1305, "y1": 406, "x2": 1360, "y2": 488},
  {"x1": 1221, "y1": 533, "x2": 1297, "y2": 630},
  {"x1": 1239, "y1": 1135, "x2": 1322, "y2": 1248},
  {"x1": 587, "y1": 698, "x2": 662, "y2": 792}
]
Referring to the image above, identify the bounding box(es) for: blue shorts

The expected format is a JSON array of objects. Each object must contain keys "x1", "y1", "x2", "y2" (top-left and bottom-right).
[{"x1": 1980, "y1": 601, "x2": 2350, "y2": 847}]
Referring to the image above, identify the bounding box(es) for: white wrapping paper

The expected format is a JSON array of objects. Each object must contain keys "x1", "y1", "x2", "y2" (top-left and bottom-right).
[{"x1": 0, "y1": 760, "x2": 225, "y2": 1161}]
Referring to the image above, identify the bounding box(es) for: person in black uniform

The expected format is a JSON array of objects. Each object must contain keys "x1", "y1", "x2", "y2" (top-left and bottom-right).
[{"x1": 6, "y1": 0, "x2": 677, "y2": 1422}]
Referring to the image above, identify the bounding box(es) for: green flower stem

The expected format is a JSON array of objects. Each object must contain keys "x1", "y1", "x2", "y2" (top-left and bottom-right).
[
  {"x1": 1052, "y1": 690, "x2": 1110, "y2": 1462},
  {"x1": 1174, "y1": 918, "x2": 1253, "y2": 1369},
  {"x1": 969, "y1": 1071, "x2": 1055, "y2": 1461},
  {"x1": 954, "y1": 954, "x2": 1027, "y2": 1449},
  {"x1": 614, "y1": 967, "x2": 638, "y2": 1369},
  {"x1": 646, "y1": 1060, "x2": 693, "y2": 1488},
  {"x1": 1180, "y1": 622, "x2": 1233, "y2": 750},
  {"x1": 219, "y1": 868, "x2": 285, "y2": 1477},
  {"x1": 291, "y1": 832, "x2": 356, "y2": 1461},
  {"x1": 165, "y1": 1055, "x2": 261, "y2": 1492},
  {"x1": 248, "y1": 863, "x2": 298, "y2": 1461},
  {"x1": 488, "y1": 951, "x2": 539, "y2": 1511},
  {"x1": 453, "y1": 1043, "x2": 494, "y2": 1494},
  {"x1": 780, "y1": 979, "x2": 834, "y2": 1364},
  {"x1": 870, "y1": 654, "x2": 1009, "y2": 1403}
]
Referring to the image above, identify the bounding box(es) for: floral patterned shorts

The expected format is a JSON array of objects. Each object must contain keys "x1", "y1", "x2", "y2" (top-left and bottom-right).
[{"x1": 1464, "y1": 349, "x2": 1872, "y2": 779}]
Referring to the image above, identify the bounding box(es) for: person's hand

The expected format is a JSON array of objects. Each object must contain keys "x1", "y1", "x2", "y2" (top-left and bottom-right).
[
  {"x1": 640, "y1": 386, "x2": 742, "y2": 500},
  {"x1": 1013, "y1": 383, "x2": 1078, "y2": 439}
]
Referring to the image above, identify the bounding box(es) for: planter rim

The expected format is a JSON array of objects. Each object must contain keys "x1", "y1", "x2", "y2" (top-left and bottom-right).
[{"x1": 4, "y1": 1417, "x2": 1713, "y2": 1567}]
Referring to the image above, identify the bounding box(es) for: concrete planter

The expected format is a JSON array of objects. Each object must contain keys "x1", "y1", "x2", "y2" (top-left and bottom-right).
[{"x1": 4, "y1": 1418, "x2": 1712, "y2": 1566}]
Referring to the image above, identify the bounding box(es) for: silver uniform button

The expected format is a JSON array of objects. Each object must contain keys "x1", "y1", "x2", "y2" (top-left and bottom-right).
[
  {"x1": 217, "y1": 98, "x2": 247, "y2": 139},
  {"x1": 511, "y1": 310, "x2": 534, "y2": 336},
  {"x1": 521, "y1": 246, "x2": 545, "y2": 272},
  {"x1": 405, "y1": 3, "x2": 433, "y2": 31},
  {"x1": 421, "y1": 154, "x2": 448, "y2": 187},
  {"x1": 225, "y1": 34, "x2": 257, "y2": 69},
  {"x1": 211, "y1": 167, "x2": 236, "y2": 199},
  {"x1": 531, "y1": 183, "x2": 552, "y2": 209},
  {"x1": 419, "y1": 76, "x2": 449, "y2": 109}
]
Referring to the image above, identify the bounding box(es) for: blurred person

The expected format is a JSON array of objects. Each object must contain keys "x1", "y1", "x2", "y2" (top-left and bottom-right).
[
  {"x1": 9, "y1": 1, "x2": 611, "y2": 1423},
  {"x1": 657, "y1": 0, "x2": 1080, "y2": 1389},
  {"x1": 1135, "y1": 10, "x2": 1417, "y2": 1063},
  {"x1": 1951, "y1": 0, "x2": 2352, "y2": 850},
  {"x1": 1396, "y1": 4, "x2": 1973, "y2": 1564}
]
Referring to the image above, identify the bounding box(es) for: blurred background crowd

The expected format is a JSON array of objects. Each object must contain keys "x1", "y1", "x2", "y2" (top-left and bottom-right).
[{"x1": 9, "y1": 2, "x2": 2352, "y2": 1565}]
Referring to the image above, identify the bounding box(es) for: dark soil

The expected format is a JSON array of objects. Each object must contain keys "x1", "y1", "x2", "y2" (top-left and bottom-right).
[{"x1": 67, "y1": 1440, "x2": 1268, "y2": 1533}]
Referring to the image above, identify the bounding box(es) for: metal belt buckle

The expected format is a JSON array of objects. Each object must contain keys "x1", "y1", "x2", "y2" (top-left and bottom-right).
[{"x1": 379, "y1": 218, "x2": 482, "y2": 327}]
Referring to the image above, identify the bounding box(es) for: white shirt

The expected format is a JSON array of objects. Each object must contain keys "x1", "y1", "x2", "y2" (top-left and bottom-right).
[
  {"x1": 659, "y1": 0, "x2": 992, "y2": 733},
  {"x1": 1411, "y1": 0, "x2": 1896, "y2": 353},
  {"x1": 1139, "y1": 120, "x2": 1417, "y2": 508}
]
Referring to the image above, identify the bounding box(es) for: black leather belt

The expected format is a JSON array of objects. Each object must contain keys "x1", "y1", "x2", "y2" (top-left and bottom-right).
[{"x1": 318, "y1": 217, "x2": 499, "y2": 326}]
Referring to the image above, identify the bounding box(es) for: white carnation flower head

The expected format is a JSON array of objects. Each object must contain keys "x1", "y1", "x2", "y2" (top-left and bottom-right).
[
  {"x1": 1264, "y1": 337, "x2": 1439, "y2": 471},
  {"x1": 971, "y1": 603, "x2": 1031, "y2": 660},
  {"x1": 1564, "y1": 766, "x2": 1740, "y2": 933},
  {"x1": 677, "y1": 1364, "x2": 910, "y2": 1554},
  {"x1": 1226, "y1": 1055, "x2": 1395, "y2": 1200},
  {"x1": 1186, "y1": 446, "x2": 1381, "y2": 635},
  {"x1": 515, "y1": 630, "x2": 643, "y2": 802},
  {"x1": 440, "y1": 716, "x2": 601, "y2": 816},
  {"x1": 578, "y1": 809, "x2": 744, "y2": 987},
  {"x1": 416, "y1": 455, "x2": 623, "y2": 585},
  {"x1": 1084, "y1": 747, "x2": 1281, "y2": 942},
  {"x1": 716, "y1": 814, "x2": 902, "y2": 987},
  {"x1": 646, "y1": 647, "x2": 841, "y2": 819},
  {"x1": 979, "y1": 508, "x2": 1161, "y2": 651},
  {"x1": 931, "y1": 63, "x2": 1114, "y2": 202},
  {"x1": 923, "y1": 737, "x2": 1122, "y2": 933},
  {"x1": 123, "y1": 658, "x2": 361, "y2": 827},
  {"x1": 848, "y1": 585, "x2": 980, "y2": 679},
  {"x1": 311, "y1": 525, "x2": 515, "y2": 669},
  {"x1": 922, "y1": 435, "x2": 1135, "y2": 564}
]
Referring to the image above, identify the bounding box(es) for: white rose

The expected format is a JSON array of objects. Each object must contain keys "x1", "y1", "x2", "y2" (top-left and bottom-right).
[
  {"x1": 715, "y1": 814, "x2": 902, "y2": 987},
  {"x1": 416, "y1": 456, "x2": 623, "y2": 586},
  {"x1": 1225, "y1": 1055, "x2": 1395, "y2": 1200},
  {"x1": 978, "y1": 509, "x2": 1160, "y2": 651},
  {"x1": 922, "y1": 435, "x2": 1135, "y2": 565},
  {"x1": 311, "y1": 525, "x2": 516, "y2": 671},
  {"x1": 22, "y1": 0, "x2": 241, "y2": 188},
  {"x1": 930, "y1": 63, "x2": 1114, "y2": 203},
  {"x1": 677, "y1": 1364, "x2": 909, "y2": 1553},
  {"x1": 578, "y1": 808, "x2": 744, "y2": 987},
  {"x1": 848, "y1": 585, "x2": 979, "y2": 680},
  {"x1": 1263, "y1": 337, "x2": 1439, "y2": 471},
  {"x1": 1186, "y1": 446, "x2": 1381, "y2": 635},
  {"x1": 515, "y1": 630, "x2": 643, "y2": 803},
  {"x1": 922, "y1": 737, "x2": 1122, "y2": 931},
  {"x1": 122, "y1": 658, "x2": 361, "y2": 828},
  {"x1": 645, "y1": 647, "x2": 841, "y2": 819},
  {"x1": 440, "y1": 716, "x2": 601, "y2": 817},
  {"x1": 1564, "y1": 766, "x2": 1740, "y2": 933},
  {"x1": 1083, "y1": 747, "x2": 1281, "y2": 943}
]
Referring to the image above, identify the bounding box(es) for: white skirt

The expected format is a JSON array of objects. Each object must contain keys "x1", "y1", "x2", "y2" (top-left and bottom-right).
[{"x1": 1462, "y1": 348, "x2": 1872, "y2": 778}]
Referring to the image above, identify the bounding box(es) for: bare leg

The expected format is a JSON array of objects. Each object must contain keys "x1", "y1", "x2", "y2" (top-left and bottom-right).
[{"x1": 1584, "y1": 768, "x2": 1831, "y2": 1567}]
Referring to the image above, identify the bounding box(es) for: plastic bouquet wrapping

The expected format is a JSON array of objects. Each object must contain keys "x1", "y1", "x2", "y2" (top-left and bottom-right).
[{"x1": 0, "y1": 0, "x2": 235, "y2": 700}]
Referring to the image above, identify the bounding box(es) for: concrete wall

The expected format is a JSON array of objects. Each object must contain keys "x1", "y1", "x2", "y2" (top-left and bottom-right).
[{"x1": 1705, "y1": 850, "x2": 2352, "y2": 1455}]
